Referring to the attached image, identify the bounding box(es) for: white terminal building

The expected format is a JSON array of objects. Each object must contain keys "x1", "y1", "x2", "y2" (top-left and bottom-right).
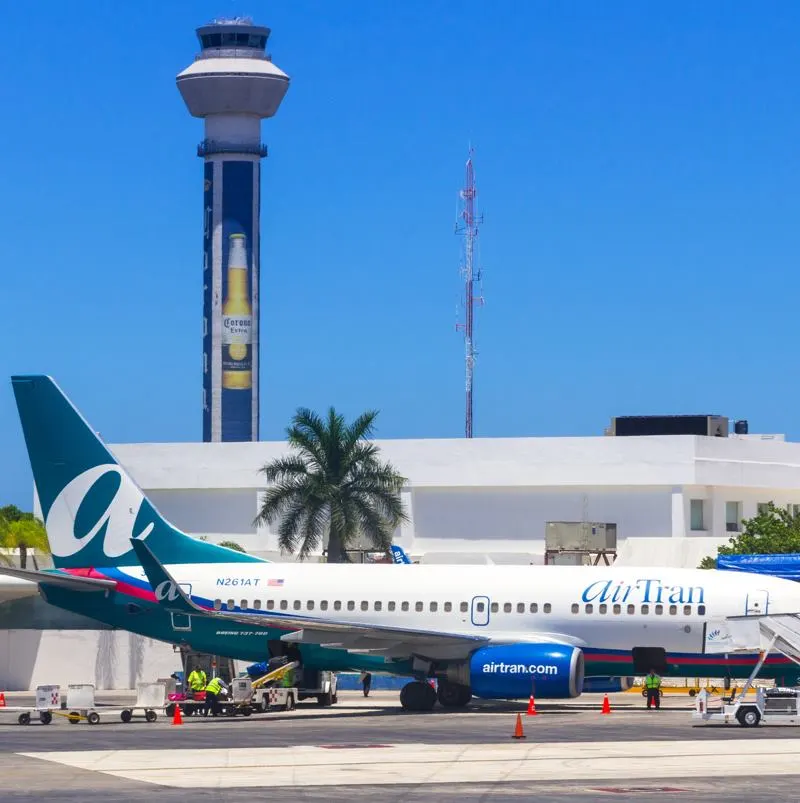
[{"x1": 106, "y1": 414, "x2": 799, "y2": 570}]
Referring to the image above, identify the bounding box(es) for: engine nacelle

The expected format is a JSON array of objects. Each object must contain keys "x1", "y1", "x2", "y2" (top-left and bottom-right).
[{"x1": 446, "y1": 644, "x2": 584, "y2": 700}]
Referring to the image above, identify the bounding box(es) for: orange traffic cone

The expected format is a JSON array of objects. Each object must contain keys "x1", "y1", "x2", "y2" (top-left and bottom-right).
[
  {"x1": 526, "y1": 694, "x2": 538, "y2": 716},
  {"x1": 512, "y1": 712, "x2": 526, "y2": 739},
  {"x1": 601, "y1": 693, "x2": 611, "y2": 715},
  {"x1": 172, "y1": 704, "x2": 183, "y2": 725},
  {"x1": 0, "y1": 693, "x2": 6, "y2": 708}
]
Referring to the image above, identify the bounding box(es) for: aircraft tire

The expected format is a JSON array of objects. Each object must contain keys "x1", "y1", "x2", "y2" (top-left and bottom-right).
[
  {"x1": 400, "y1": 681, "x2": 437, "y2": 712},
  {"x1": 437, "y1": 680, "x2": 472, "y2": 708}
]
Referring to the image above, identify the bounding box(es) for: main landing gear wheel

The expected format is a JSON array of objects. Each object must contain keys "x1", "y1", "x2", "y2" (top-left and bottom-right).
[
  {"x1": 436, "y1": 680, "x2": 472, "y2": 708},
  {"x1": 400, "y1": 681, "x2": 437, "y2": 712}
]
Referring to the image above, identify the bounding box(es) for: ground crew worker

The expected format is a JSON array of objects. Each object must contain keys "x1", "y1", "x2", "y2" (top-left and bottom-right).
[
  {"x1": 203, "y1": 676, "x2": 228, "y2": 717},
  {"x1": 187, "y1": 665, "x2": 207, "y2": 698},
  {"x1": 360, "y1": 671, "x2": 372, "y2": 697},
  {"x1": 645, "y1": 669, "x2": 662, "y2": 709},
  {"x1": 281, "y1": 664, "x2": 296, "y2": 688}
]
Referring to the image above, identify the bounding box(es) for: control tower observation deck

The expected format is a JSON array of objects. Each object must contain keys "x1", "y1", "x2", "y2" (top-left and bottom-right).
[{"x1": 177, "y1": 17, "x2": 290, "y2": 443}]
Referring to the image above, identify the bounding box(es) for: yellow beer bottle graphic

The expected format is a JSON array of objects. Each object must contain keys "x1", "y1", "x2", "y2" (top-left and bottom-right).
[{"x1": 222, "y1": 233, "x2": 252, "y2": 389}]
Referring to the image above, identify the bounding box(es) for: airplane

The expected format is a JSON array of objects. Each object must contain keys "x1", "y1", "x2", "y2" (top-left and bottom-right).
[{"x1": 3, "y1": 374, "x2": 800, "y2": 712}]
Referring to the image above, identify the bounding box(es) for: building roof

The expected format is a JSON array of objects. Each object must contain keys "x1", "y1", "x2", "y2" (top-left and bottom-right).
[{"x1": 108, "y1": 433, "x2": 800, "y2": 492}]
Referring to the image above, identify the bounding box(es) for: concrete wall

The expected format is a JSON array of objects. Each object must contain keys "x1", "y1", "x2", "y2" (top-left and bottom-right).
[{"x1": 0, "y1": 630, "x2": 177, "y2": 691}]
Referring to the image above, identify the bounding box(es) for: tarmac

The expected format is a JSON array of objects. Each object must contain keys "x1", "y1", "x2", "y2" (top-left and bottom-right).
[{"x1": 1, "y1": 690, "x2": 799, "y2": 801}]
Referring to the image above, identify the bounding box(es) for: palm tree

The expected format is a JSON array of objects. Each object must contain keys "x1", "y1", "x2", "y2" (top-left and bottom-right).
[
  {"x1": 256, "y1": 407, "x2": 407, "y2": 562},
  {"x1": 0, "y1": 515, "x2": 51, "y2": 569}
]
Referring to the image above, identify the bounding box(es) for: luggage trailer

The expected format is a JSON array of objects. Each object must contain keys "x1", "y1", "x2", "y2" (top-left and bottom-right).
[{"x1": 693, "y1": 615, "x2": 800, "y2": 728}]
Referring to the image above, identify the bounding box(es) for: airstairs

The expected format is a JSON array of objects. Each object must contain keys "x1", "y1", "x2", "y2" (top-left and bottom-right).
[{"x1": 694, "y1": 614, "x2": 800, "y2": 727}]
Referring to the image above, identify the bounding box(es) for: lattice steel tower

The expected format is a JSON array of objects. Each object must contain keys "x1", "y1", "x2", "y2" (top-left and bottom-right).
[{"x1": 455, "y1": 149, "x2": 484, "y2": 438}]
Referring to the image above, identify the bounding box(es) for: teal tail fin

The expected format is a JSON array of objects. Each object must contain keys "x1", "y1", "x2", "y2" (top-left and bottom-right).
[{"x1": 12, "y1": 375, "x2": 264, "y2": 568}]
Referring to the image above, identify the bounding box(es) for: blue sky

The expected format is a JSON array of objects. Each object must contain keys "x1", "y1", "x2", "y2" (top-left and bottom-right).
[{"x1": 2, "y1": 1, "x2": 800, "y2": 507}]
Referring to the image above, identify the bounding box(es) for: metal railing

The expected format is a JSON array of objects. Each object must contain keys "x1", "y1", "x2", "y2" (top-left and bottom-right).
[{"x1": 197, "y1": 140, "x2": 268, "y2": 158}]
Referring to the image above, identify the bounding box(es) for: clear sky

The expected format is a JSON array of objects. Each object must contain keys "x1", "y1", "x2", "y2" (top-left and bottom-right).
[{"x1": 2, "y1": 1, "x2": 800, "y2": 508}]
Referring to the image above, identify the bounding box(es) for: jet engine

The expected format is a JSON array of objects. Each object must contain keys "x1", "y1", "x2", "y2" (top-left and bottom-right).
[{"x1": 444, "y1": 643, "x2": 584, "y2": 699}]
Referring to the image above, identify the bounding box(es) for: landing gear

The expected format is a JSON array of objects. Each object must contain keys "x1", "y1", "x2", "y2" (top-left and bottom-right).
[
  {"x1": 400, "y1": 681, "x2": 437, "y2": 712},
  {"x1": 436, "y1": 680, "x2": 472, "y2": 708}
]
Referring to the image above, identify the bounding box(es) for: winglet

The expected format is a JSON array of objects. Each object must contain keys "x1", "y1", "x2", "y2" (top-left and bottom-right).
[{"x1": 130, "y1": 538, "x2": 201, "y2": 614}]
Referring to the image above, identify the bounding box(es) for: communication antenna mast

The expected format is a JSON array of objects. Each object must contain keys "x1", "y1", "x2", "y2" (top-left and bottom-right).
[{"x1": 455, "y1": 148, "x2": 484, "y2": 438}]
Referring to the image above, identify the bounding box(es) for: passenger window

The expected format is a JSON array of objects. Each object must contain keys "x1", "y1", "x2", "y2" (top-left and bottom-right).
[
  {"x1": 655, "y1": 604, "x2": 663, "y2": 615},
  {"x1": 401, "y1": 602, "x2": 410, "y2": 612},
  {"x1": 375, "y1": 601, "x2": 382, "y2": 611},
  {"x1": 627, "y1": 604, "x2": 635, "y2": 615},
  {"x1": 517, "y1": 603, "x2": 525, "y2": 614},
  {"x1": 543, "y1": 603, "x2": 551, "y2": 614},
  {"x1": 683, "y1": 605, "x2": 691, "y2": 615},
  {"x1": 530, "y1": 603, "x2": 538, "y2": 613},
  {"x1": 476, "y1": 602, "x2": 485, "y2": 612},
  {"x1": 698, "y1": 604, "x2": 706, "y2": 615},
  {"x1": 320, "y1": 601, "x2": 328, "y2": 611},
  {"x1": 503, "y1": 603, "x2": 512, "y2": 613},
  {"x1": 669, "y1": 605, "x2": 677, "y2": 615},
  {"x1": 307, "y1": 601, "x2": 315, "y2": 610},
  {"x1": 460, "y1": 602, "x2": 468, "y2": 613},
  {"x1": 585, "y1": 604, "x2": 593, "y2": 614},
  {"x1": 599, "y1": 604, "x2": 607, "y2": 614},
  {"x1": 253, "y1": 600, "x2": 261, "y2": 610},
  {"x1": 571, "y1": 604, "x2": 579, "y2": 614},
  {"x1": 444, "y1": 602, "x2": 452, "y2": 612},
  {"x1": 213, "y1": 599, "x2": 222, "y2": 610},
  {"x1": 430, "y1": 602, "x2": 438, "y2": 612},
  {"x1": 612, "y1": 604, "x2": 621, "y2": 614},
  {"x1": 641, "y1": 605, "x2": 649, "y2": 615},
  {"x1": 240, "y1": 599, "x2": 248, "y2": 609},
  {"x1": 388, "y1": 601, "x2": 396, "y2": 612},
  {"x1": 227, "y1": 599, "x2": 235, "y2": 610},
  {"x1": 267, "y1": 600, "x2": 275, "y2": 610},
  {"x1": 490, "y1": 603, "x2": 499, "y2": 613},
  {"x1": 347, "y1": 601, "x2": 355, "y2": 611},
  {"x1": 293, "y1": 600, "x2": 301, "y2": 610},
  {"x1": 333, "y1": 601, "x2": 342, "y2": 611},
  {"x1": 415, "y1": 602, "x2": 423, "y2": 612},
  {"x1": 361, "y1": 601, "x2": 369, "y2": 611}
]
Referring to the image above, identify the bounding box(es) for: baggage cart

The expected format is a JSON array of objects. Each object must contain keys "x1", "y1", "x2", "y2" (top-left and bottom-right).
[
  {"x1": 64, "y1": 683, "x2": 101, "y2": 725},
  {"x1": 119, "y1": 682, "x2": 166, "y2": 723},
  {"x1": 2, "y1": 685, "x2": 62, "y2": 726}
]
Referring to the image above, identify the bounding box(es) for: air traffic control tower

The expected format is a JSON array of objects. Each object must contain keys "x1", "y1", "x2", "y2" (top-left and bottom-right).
[{"x1": 177, "y1": 17, "x2": 290, "y2": 442}]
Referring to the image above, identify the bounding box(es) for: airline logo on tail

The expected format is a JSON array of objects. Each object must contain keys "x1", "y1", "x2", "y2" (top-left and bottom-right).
[
  {"x1": 390, "y1": 545, "x2": 412, "y2": 564},
  {"x1": 45, "y1": 464, "x2": 154, "y2": 559}
]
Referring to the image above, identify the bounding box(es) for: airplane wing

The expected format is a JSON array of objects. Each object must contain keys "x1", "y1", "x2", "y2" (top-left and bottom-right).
[
  {"x1": 132, "y1": 539, "x2": 493, "y2": 660},
  {"x1": 0, "y1": 566, "x2": 117, "y2": 592}
]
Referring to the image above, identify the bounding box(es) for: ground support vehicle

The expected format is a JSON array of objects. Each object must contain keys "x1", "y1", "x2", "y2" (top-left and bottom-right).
[
  {"x1": 693, "y1": 615, "x2": 800, "y2": 727},
  {"x1": 119, "y1": 682, "x2": 166, "y2": 723},
  {"x1": 1, "y1": 685, "x2": 62, "y2": 726}
]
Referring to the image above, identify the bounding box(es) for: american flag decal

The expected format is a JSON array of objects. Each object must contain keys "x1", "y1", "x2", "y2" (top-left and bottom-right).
[{"x1": 267, "y1": 578, "x2": 284, "y2": 587}]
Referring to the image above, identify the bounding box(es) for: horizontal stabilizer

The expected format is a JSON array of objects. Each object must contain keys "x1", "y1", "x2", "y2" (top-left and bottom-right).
[{"x1": 0, "y1": 566, "x2": 116, "y2": 593}]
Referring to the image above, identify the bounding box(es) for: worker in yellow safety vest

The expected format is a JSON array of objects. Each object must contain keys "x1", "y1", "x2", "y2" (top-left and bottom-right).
[
  {"x1": 203, "y1": 676, "x2": 229, "y2": 717},
  {"x1": 645, "y1": 670, "x2": 662, "y2": 710},
  {"x1": 187, "y1": 665, "x2": 207, "y2": 698},
  {"x1": 281, "y1": 665, "x2": 296, "y2": 688}
]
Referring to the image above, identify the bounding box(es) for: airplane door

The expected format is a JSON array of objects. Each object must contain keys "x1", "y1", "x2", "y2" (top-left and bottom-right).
[
  {"x1": 745, "y1": 589, "x2": 769, "y2": 616},
  {"x1": 471, "y1": 596, "x2": 490, "y2": 627}
]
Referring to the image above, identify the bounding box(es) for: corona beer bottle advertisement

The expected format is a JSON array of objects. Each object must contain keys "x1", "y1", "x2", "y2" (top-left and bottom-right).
[{"x1": 219, "y1": 160, "x2": 257, "y2": 441}]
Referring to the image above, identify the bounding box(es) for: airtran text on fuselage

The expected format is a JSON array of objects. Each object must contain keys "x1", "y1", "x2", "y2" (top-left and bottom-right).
[{"x1": 581, "y1": 578, "x2": 705, "y2": 605}]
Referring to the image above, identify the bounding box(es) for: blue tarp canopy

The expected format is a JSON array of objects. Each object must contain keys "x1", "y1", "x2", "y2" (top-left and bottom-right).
[{"x1": 716, "y1": 553, "x2": 800, "y2": 581}]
